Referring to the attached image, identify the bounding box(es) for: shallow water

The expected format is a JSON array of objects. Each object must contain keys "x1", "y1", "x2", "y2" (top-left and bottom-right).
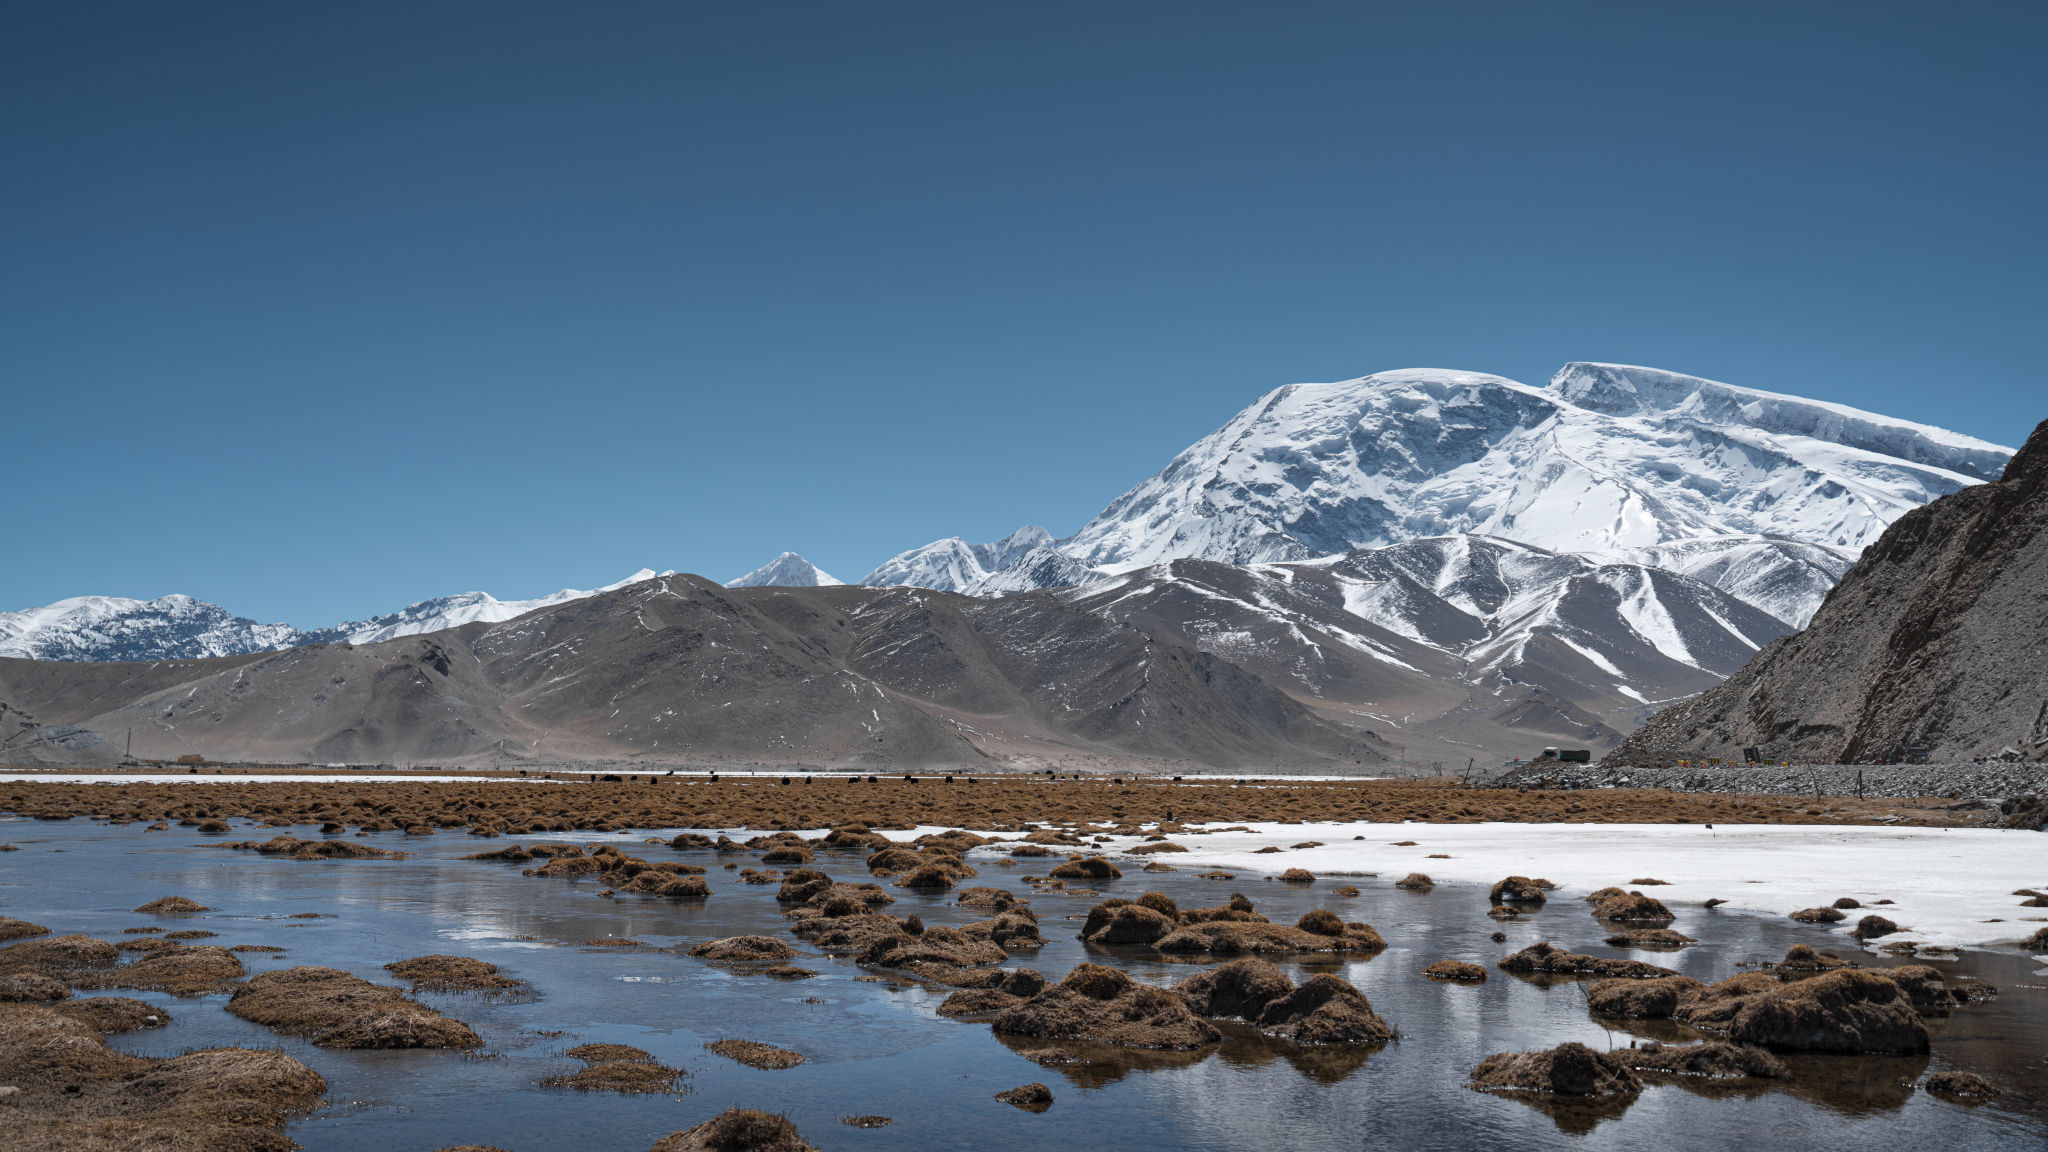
[{"x1": 2, "y1": 816, "x2": 2043, "y2": 1152}]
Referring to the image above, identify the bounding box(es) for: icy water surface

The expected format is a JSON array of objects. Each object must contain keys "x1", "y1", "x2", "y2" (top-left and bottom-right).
[{"x1": 2, "y1": 816, "x2": 2044, "y2": 1152}]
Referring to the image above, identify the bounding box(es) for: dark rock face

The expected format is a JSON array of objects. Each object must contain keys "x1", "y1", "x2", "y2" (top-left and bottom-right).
[{"x1": 1609, "y1": 419, "x2": 2048, "y2": 765}]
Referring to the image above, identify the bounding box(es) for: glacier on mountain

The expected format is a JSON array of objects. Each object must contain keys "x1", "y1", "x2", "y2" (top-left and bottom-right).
[{"x1": 858, "y1": 362, "x2": 2009, "y2": 631}]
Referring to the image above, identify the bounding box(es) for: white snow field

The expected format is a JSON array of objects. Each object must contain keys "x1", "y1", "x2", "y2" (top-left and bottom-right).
[{"x1": 1087, "y1": 819, "x2": 2048, "y2": 954}]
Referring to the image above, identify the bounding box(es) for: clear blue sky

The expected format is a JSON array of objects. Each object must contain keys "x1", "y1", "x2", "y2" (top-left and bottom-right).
[{"x1": 5, "y1": 2, "x2": 2043, "y2": 626}]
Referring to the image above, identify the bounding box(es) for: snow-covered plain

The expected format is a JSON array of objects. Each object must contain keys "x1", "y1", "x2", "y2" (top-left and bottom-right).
[{"x1": 1100, "y1": 819, "x2": 2048, "y2": 954}]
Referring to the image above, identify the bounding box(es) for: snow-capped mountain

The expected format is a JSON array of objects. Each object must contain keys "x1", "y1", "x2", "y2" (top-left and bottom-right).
[
  {"x1": 0, "y1": 595, "x2": 301, "y2": 663},
  {"x1": 859, "y1": 526, "x2": 1055, "y2": 592},
  {"x1": 1065, "y1": 362, "x2": 2009, "y2": 568},
  {"x1": 1064, "y1": 535, "x2": 1805, "y2": 760},
  {"x1": 724, "y1": 553, "x2": 845, "y2": 588},
  {"x1": 0, "y1": 571, "x2": 666, "y2": 662},
  {"x1": 308, "y1": 570, "x2": 667, "y2": 645},
  {"x1": 858, "y1": 362, "x2": 2010, "y2": 629}
]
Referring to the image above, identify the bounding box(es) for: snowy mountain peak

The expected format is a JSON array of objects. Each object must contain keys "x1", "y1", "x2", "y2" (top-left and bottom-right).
[
  {"x1": 1550, "y1": 362, "x2": 2012, "y2": 480},
  {"x1": 1059, "y1": 362, "x2": 2011, "y2": 571},
  {"x1": 725, "y1": 553, "x2": 846, "y2": 589},
  {"x1": 1, "y1": 569, "x2": 671, "y2": 662}
]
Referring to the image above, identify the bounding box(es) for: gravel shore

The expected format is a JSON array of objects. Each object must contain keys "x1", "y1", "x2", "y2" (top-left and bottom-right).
[{"x1": 1490, "y1": 760, "x2": 2048, "y2": 800}]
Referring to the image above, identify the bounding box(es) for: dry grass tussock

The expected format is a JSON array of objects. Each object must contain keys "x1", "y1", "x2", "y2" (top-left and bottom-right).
[
  {"x1": 688, "y1": 936, "x2": 797, "y2": 962},
  {"x1": 384, "y1": 954, "x2": 526, "y2": 992},
  {"x1": 227, "y1": 966, "x2": 481, "y2": 1049},
  {"x1": 649, "y1": 1108, "x2": 820, "y2": 1152},
  {"x1": 1611, "y1": 1041, "x2": 1786, "y2": 1081},
  {"x1": 543, "y1": 1042, "x2": 685, "y2": 1093},
  {"x1": 1498, "y1": 942, "x2": 1677, "y2": 980},
  {"x1": 704, "y1": 1038, "x2": 805, "y2": 1069},
  {"x1": 992, "y1": 963, "x2": 1220, "y2": 1049},
  {"x1": 1673, "y1": 967, "x2": 1929, "y2": 1054},
  {"x1": 0, "y1": 1001, "x2": 325, "y2": 1152},
  {"x1": 0, "y1": 915, "x2": 52, "y2": 942},
  {"x1": 1472, "y1": 1042, "x2": 1641, "y2": 1097},
  {"x1": 134, "y1": 896, "x2": 210, "y2": 913}
]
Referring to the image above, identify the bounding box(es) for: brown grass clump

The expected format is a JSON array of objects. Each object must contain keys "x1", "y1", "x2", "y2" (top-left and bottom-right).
[
  {"x1": 227, "y1": 966, "x2": 481, "y2": 1049},
  {"x1": 163, "y1": 930, "x2": 217, "y2": 941},
  {"x1": 840, "y1": 1115, "x2": 893, "y2": 1128},
  {"x1": 54, "y1": 996, "x2": 170, "y2": 1034},
  {"x1": 1393, "y1": 873, "x2": 1434, "y2": 889},
  {"x1": 1155, "y1": 917, "x2": 1384, "y2": 956},
  {"x1": 1082, "y1": 902, "x2": 1176, "y2": 946},
  {"x1": 993, "y1": 963, "x2": 1221, "y2": 1049},
  {"x1": 1423, "y1": 960, "x2": 1487, "y2": 983},
  {"x1": 1612, "y1": 1041, "x2": 1786, "y2": 1081},
  {"x1": 704, "y1": 1038, "x2": 805, "y2": 1069},
  {"x1": 134, "y1": 897, "x2": 210, "y2": 914},
  {"x1": 649, "y1": 1108, "x2": 820, "y2": 1152},
  {"x1": 765, "y1": 965, "x2": 816, "y2": 980},
  {"x1": 961, "y1": 909, "x2": 1045, "y2": 951},
  {"x1": 1585, "y1": 975, "x2": 1704, "y2": 1018},
  {"x1": 1851, "y1": 914, "x2": 1902, "y2": 941},
  {"x1": 0, "y1": 1001, "x2": 325, "y2": 1152},
  {"x1": 1173, "y1": 958, "x2": 1294, "y2": 1018},
  {"x1": 995, "y1": 1082, "x2": 1054, "y2": 1111},
  {"x1": 1590, "y1": 891, "x2": 1674, "y2": 922},
  {"x1": 688, "y1": 936, "x2": 797, "y2": 963},
  {"x1": 80, "y1": 945, "x2": 245, "y2": 996},
  {"x1": 1677, "y1": 968, "x2": 1927, "y2": 1054},
  {"x1": 1882, "y1": 965, "x2": 1958, "y2": 1013},
  {"x1": 1279, "y1": 868, "x2": 1316, "y2": 883},
  {"x1": 618, "y1": 871, "x2": 713, "y2": 900},
  {"x1": 759, "y1": 845, "x2": 813, "y2": 866},
  {"x1": 1331, "y1": 885, "x2": 1360, "y2": 897},
  {"x1": 1832, "y1": 896, "x2": 1861, "y2": 909},
  {"x1": 384, "y1": 955, "x2": 525, "y2": 992},
  {"x1": 0, "y1": 933, "x2": 120, "y2": 973},
  {"x1": 1256, "y1": 974, "x2": 1392, "y2": 1044},
  {"x1": 1923, "y1": 1070, "x2": 1998, "y2": 1102},
  {"x1": 1774, "y1": 944, "x2": 1852, "y2": 975},
  {"x1": 1471, "y1": 1042, "x2": 1641, "y2": 1097},
  {"x1": 0, "y1": 971, "x2": 72, "y2": 1001},
  {"x1": 462, "y1": 845, "x2": 533, "y2": 861},
  {"x1": 938, "y1": 987, "x2": 1025, "y2": 1017},
  {"x1": 544, "y1": 1043, "x2": 685, "y2": 1094},
  {"x1": 221, "y1": 835, "x2": 408, "y2": 860},
  {"x1": 1789, "y1": 906, "x2": 1847, "y2": 923},
  {"x1": 1498, "y1": 942, "x2": 1677, "y2": 980},
  {"x1": 1126, "y1": 842, "x2": 1186, "y2": 855},
  {"x1": 1604, "y1": 928, "x2": 1695, "y2": 949},
  {"x1": 2021, "y1": 925, "x2": 2048, "y2": 950},
  {"x1": 1048, "y1": 855, "x2": 1121, "y2": 880},
  {"x1": 1488, "y1": 877, "x2": 1548, "y2": 904},
  {"x1": 894, "y1": 860, "x2": 971, "y2": 891},
  {"x1": 0, "y1": 916, "x2": 51, "y2": 942}
]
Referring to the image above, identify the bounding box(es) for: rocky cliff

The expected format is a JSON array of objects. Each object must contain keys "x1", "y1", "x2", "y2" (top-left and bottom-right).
[{"x1": 1608, "y1": 419, "x2": 2048, "y2": 764}]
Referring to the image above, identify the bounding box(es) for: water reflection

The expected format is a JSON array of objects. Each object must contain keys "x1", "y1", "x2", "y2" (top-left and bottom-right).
[{"x1": 0, "y1": 816, "x2": 2041, "y2": 1152}]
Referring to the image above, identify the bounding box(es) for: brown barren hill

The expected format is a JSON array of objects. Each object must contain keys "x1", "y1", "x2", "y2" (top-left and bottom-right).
[{"x1": 1610, "y1": 417, "x2": 2048, "y2": 764}]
